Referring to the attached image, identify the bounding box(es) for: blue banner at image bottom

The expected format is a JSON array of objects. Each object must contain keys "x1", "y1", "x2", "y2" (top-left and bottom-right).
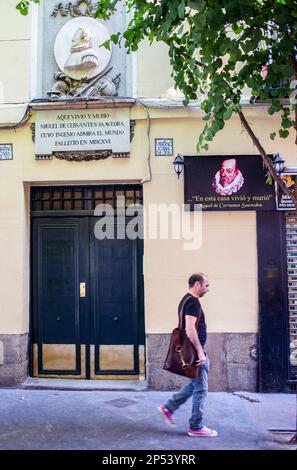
[{"x1": 0, "y1": 450, "x2": 295, "y2": 465}]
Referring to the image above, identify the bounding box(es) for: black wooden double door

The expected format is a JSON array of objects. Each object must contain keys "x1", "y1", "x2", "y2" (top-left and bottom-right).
[{"x1": 31, "y1": 217, "x2": 144, "y2": 379}]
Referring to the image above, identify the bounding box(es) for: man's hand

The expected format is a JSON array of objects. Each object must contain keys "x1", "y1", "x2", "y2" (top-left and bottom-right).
[
  {"x1": 185, "y1": 315, "x2": 205, "y2": 366},
  {"x1": 196, "y1": 352, "x2": 206, "y2": 367}
]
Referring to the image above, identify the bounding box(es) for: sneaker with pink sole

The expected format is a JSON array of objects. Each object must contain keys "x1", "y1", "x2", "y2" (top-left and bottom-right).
[
  {"x1": 157, "y1": 405, "x2": 175, "y2": 427},
  {"x1": 188, "y1": 426, "x2": 218, "y2": 437}
]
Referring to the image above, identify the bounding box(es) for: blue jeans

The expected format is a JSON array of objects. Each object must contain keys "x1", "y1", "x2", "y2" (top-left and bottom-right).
[{"x1": 165, "y1": 355, "x2": 209, "y2": 430}]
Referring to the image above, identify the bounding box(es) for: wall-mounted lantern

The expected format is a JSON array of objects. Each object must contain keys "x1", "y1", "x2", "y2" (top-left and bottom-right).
[
  {"x1": 173, "y1": 154, "x2": 184, "y2": 179},
  {"x1": 272, "y1": 153, "x2": 285, "y2": 175}
]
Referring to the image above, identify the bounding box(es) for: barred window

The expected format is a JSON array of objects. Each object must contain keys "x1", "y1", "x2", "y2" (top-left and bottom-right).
[{"x1": 31, "y1": 185, "x2": 143, "y2": 212}]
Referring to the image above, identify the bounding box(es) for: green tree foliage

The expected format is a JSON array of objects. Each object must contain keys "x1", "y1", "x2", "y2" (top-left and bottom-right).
[
  {"x1": 94, "y1": 0, "x2": 297, "y2": 152},
  {"x1": 16, "y1": 0, "x2": 40, "y2": 16},
  {"x1": 16, "y1": 0, "x2": 297, "y2": 202},
  {"x1": 16, "y1": 0, "x2": 297, "y2": 149}
]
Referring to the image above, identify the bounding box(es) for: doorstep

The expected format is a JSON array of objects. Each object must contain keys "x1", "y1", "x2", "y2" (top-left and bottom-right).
[{"x1": 15, "y1": 377, "x2": 148, "y2": 392}]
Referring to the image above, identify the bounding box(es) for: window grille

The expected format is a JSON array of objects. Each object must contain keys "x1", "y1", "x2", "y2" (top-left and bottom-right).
[{"x1": 30, "y1": 185, "x2": 143, "y2": 212}]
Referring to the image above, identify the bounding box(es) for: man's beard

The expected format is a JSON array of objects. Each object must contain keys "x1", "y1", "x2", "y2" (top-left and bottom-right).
[
  {"x1": 220, "y1": 177, "x2": 233, "y2": 187},
  {"x1": 212, "y1": 170, "x2": 244, "y2": 196}
]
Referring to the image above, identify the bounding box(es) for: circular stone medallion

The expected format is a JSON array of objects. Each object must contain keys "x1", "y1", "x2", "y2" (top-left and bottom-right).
[{"x1": 54, "y1": 17, "x2": 112, "y2": 80}]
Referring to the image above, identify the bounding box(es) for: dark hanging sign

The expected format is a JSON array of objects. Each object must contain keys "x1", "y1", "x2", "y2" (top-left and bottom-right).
[
  {"x1": 184, "y1": 155, "x2": 276, "y2": 211},
  {"x1": 276, "y1": 174, "x2": 297, "y2": 210}
]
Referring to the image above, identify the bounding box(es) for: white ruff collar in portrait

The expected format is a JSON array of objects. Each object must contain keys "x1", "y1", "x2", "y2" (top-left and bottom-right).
[{"x1": 212, "y1": 170, "x2": 244, "y2": 196}]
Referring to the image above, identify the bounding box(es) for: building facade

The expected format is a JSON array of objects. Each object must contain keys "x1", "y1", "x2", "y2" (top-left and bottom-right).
[{"x1": 0, "y1": 0, "x2": 296, "y2": 391}]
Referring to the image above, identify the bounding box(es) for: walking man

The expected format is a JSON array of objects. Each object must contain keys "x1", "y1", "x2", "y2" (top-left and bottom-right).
[{"x1": 158, "y1": 273, "x2": 217, "y2": 437}]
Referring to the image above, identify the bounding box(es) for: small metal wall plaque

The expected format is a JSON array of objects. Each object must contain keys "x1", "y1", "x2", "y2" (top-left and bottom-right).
[
  {"x1": 155, "y1": 138, "x2": 173, "y2": 156},
  {"x1": 0, "y1": 144, "x2": 13, "y2": 161}
]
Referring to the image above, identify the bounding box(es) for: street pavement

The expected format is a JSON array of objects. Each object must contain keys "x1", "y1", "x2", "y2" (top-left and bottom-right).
[{"x1": 0, "y1": 382, "x2": 296, "y2": 451}]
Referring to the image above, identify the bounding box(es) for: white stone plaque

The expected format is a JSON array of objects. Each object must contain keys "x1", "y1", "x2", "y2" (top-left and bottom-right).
[{"x1": 35, "y1": 109, "x2": 130, "y2": 156}]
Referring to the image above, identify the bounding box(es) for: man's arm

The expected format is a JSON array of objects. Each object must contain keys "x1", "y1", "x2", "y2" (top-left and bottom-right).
[{"x1": 185, "y1": 315, "x2": 206, "y2": 366}]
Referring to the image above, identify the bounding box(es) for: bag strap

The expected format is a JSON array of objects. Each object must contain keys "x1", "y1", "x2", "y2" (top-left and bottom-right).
[{"x1": 178, "y1": 294, "x2": 202, "y2": 330}]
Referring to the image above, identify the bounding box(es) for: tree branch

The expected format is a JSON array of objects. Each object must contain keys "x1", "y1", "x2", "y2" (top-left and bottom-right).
[
  {"x1": 238, "y1": 111, "x2": 297, "y2": 208},
  {"x1": 168, "y1": 36, "x2": 297, "y2": 207}
]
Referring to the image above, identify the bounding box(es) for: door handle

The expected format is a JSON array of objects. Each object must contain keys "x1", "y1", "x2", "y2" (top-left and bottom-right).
[{"x1": 80, "y1": 282, "x2": 86, "y2": 298}]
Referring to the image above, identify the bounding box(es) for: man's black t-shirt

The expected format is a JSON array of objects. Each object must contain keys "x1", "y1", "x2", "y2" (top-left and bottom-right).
[{"x1": 178, "y1": 293, "x2": 207, "y2": 347}]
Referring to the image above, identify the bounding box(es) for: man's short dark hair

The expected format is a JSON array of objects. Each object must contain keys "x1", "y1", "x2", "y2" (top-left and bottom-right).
[{"x1": 188, "y1": 273, "x2": 206, "y2": 288}]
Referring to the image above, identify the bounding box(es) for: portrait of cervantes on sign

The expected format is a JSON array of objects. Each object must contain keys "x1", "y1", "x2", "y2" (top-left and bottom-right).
[{"x1": 212, "y1": 158, "x2": 245, "y2": 196}]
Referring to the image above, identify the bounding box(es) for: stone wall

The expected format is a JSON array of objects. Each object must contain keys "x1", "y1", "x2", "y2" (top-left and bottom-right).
[
  {"x1": 0, "y1": 334, "x2": 29, "y2": 386},
  {"x1": 147, "y1": 333, "x2": 258, "y2": 391},
  {"x1": 0, "y1": 332, "x2": 258, "y2": 389}
]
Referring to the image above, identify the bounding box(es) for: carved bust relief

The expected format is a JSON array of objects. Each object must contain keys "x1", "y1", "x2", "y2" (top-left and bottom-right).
[
  {"x1": 54, "y1": 17, "x2": 111, "y2": 81},
  {"x1": 64, "y1": 27, "x2": 99, "y2": 72},
  {"x1": 41, "y1": 0, "x2": 128, "y2": 99}
]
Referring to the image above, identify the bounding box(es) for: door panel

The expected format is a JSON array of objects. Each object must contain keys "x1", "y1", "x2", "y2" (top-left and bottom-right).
[
  {"x1": 31, "y1": 216, "x2": 144, "y2": 379},
  {"x1": 39, "y1": 226, "x2": 78, "y2": 342},
  {"x1": 257, "y1": 211, "x2": 289, "y2": 392},
  {"x1": 32, "y1": 218, "x2": 88, "y2": 377},
  {"x1": 90, "y1": 220, "x2": 139, "y2": 376}
]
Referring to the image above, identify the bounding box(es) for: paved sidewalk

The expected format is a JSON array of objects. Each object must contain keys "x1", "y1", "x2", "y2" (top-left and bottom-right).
[{"x1": 0, "y1": 387, "x2": 296, "y2": 450}]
